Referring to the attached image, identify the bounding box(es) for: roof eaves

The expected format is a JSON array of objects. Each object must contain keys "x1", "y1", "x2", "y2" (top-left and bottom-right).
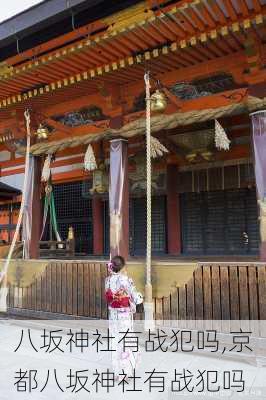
[{"x1": 0, "y1": 0, "x2": 101, "y2": 45}]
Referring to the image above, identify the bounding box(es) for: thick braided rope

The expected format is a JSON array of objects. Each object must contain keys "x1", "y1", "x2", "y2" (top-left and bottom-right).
[
  {"x1": 0, "y1": 110, "x2": 32, "y2": 312},
  {"x1": 144, "y1": 72, "x2": 152, "y2": 288},
  {"x1": 26, "y1": 96, "x2": 266, "y2": 156}
]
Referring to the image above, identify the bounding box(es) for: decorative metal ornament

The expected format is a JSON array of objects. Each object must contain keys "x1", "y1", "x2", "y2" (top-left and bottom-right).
[
  {"x1": 90, "y1": 163, "x2": 108, "y2": 194},
  {"x1": 201, "y1": 151, "x2": 213, "y2": 161},
  {"x1": 36, "y1": 124, "x2": 49, "y2": 140},
  {"x1": 44, "y1": 184, "x2": 52, "y2": 195},
  {"x1": 172, "y1": 129, "x2": 215, "y2": 163},
  {"x1": 129, "y1": 155, "x2": 166, "y2": 193},
  {"x1": 150, "y1": 90, "x2": 167, "y2": 113},
  {"x1": 0, "y1": 62, "x2": 13, "y2": 78},
  {"x1": 68, "y1": 226, "x2": 74, "y2": 240},
  {"x1": 186, "y1": 151, "x2": 213, "y2": 163}
]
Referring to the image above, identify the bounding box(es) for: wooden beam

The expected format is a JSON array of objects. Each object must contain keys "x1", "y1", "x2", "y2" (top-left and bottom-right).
[
  {"x1": 161, "y1": 87, "x2": 182, "y2": 109},
  {"x1": 39, "y1": 115, "x2": 75, "y2": 136},
  {"x1": 167, "y1": 164, "x2": 181, "y2": 255},
  {"x1": 249, "y1": 82, "x2": 266, "y2": 98}
]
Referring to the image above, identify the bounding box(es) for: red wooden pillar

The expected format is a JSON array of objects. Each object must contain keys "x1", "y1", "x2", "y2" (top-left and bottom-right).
[
  {"x1": 92, "y1": 198, "x2": 104, "y2": 255},
  {"x1": 167, "y1": 164, "x2": 181, "y2": 255},
  {"x1": 29, "y1": 156, "x2": 42, "y2": 259}
]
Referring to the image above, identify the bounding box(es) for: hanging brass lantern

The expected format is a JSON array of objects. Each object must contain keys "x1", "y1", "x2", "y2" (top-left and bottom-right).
[
  {"x1": 35, "y1": 124, "x2": 49, "y2": 139},
  {"x1": 150, "y1": 89, "x2": 167, "y2": 113},
  {"x1": 90, "y1": 163, "x2": 108, "y2": 194}
]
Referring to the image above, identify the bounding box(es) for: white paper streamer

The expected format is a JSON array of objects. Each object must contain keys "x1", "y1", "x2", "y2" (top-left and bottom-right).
[
  {"x1": 84, "y1": 144, "x2": 97, "y2": 171},
  {"x1": 215, "y1": 119, "x2": 230, "y2": 151},
  {"x1": 41, "y1": 154, "x2": 52, "y2": 182},
  {"x1": 150, "y1": 136, "x2": 169, "y2": 158}
]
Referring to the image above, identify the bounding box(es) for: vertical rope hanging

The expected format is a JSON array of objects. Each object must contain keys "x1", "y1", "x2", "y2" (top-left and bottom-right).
[
  {"x1": 0, "y1": 110, "x2": 32, "y2": 312},
  {"x1": 144, "y1": 72, "x2": 152, "y2": 290},
  {"x1": 143, "y1": 72, "x2": 155, "y2": 329}
]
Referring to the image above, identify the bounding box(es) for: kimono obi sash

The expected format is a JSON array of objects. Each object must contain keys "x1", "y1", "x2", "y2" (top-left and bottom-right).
[{"x1": 105, "y1": 287, "x2": 130, "y2": 308}]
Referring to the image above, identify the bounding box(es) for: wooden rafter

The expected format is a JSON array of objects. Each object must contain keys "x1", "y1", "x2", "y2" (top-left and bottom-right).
[
  {"x1": 195, "y1": 2, "x2": 216, "y2": 29},
  {"x1": 186, "y1": 7, "x2": 206, "y2": 32},
  {"x1": 206, "y1": 0, "x2": 227, "y2": 24},
  {"x1": 239, "y1": 0, "x2": 250, "y2": 17},
  {"x1": 0, "y1": 5, "x2": 264, "y2": 96},
  {"x1": 1, "y1": 45, "x2": 264, "y2": 115},
  {"x1": 0, "y1": 3, "x2": 264, "y2": 113},
  {"x1": 252, "y1": 0, "x2": 262, "y2": 13},
  {"x1": 223, "y1": 0, "x2": 238, "y2": 21}
]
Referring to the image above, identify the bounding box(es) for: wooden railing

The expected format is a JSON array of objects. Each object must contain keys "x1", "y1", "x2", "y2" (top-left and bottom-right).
[
  {"x1": 39, "y1": 239, "x2": 75, "y2": 259},
  {"x1": 6, "y1": 262, "x2": 266, "y2": 322},
  {"x1": 154, "y1": 263, "x2": 266, "y2": 321},
  {"x1": 0, "y1": 239, "x2": 75, "y2": 259},
  {"x1": 7, "y1": 262, "x2": 107, "y2": 319}
]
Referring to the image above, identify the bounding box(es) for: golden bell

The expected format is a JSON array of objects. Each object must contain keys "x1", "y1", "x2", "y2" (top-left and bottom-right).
[
  {"x1": 36, "y1": 124, "x2": 49, "y2": 139},
  {"x1": 150, "y1": 90, "x2": 167, "y2": 113}
]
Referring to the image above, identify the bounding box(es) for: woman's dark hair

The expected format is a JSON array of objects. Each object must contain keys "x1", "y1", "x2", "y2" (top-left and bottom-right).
[{"x1": 111, "y1": 255, "x2": 125, "y2": 273}]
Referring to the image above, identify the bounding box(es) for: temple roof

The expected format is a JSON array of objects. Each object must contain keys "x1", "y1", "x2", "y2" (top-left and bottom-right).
[
  {"x1": 0, "y1": 0, "x2": 141, "y2": 60},
  {"x1": 0, "y1": 0, "x2": 264, "y2": 116}
]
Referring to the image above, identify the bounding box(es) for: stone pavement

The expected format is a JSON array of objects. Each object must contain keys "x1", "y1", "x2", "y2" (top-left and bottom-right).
[{"x1": 0, "y1": 319, "x2": 265, "y2": 400}]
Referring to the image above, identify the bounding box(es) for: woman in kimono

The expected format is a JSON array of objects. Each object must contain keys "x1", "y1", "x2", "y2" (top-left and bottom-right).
[{"x1": 105, "y1": 255, "x2": 143, "y2": 381}]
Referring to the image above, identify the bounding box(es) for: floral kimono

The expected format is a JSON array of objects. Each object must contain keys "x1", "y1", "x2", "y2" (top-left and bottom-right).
[{"x1": 105, "y1": 272, "x2": 143, "y2": 378}]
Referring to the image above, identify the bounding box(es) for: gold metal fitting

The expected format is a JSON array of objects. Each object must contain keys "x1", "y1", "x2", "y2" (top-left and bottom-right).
[
  {"x1": 35, "y1": 124, "x2": 49, "y2": 139},
  {"x1": 150, "y1": 90, "x2": 167, "y2": 113}
]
